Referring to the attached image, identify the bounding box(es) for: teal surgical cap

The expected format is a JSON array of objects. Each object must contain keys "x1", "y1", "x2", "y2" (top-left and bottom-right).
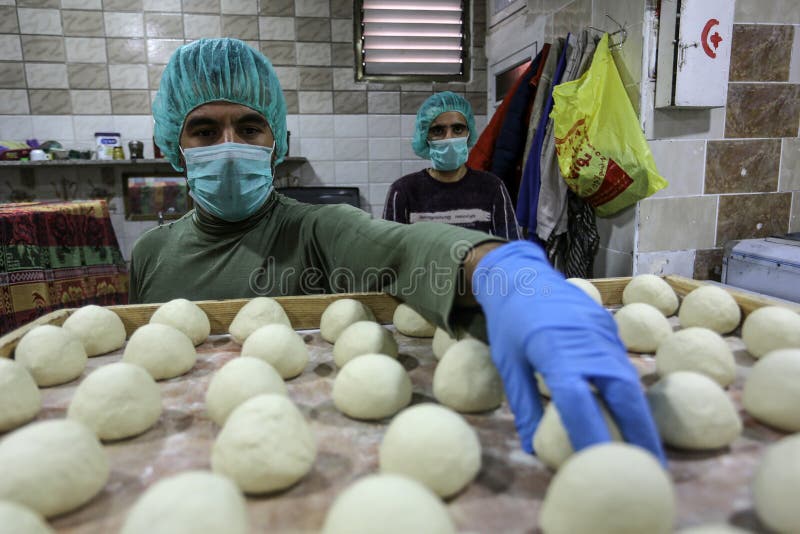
[
  {"x1": 411, "y1": 91, "x2": 477, "y2": 159},
  {"x1": 153, "y1": 38, "x2": 288, "y2": 172}
]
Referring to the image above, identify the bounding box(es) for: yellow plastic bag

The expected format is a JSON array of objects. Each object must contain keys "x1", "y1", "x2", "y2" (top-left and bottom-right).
[{"x1": 551, "y1": 34, "x2": 667, "y2": 217}]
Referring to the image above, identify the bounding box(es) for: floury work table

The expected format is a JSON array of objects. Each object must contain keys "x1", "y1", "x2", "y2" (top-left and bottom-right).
[{"x1": 0, "y1": 279, "x2": 797, "y2": 532}]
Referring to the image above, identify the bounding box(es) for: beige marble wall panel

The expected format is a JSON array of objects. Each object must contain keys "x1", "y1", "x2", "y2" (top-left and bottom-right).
[
  {"x1": 638, "y1": 195, "x2": 718, "y2": 252},
  {"x1": 730, "y1": 24, "x2": 793, "y2": 82},
  {"x1": 725, "y1": 83, "x2": 800, "y2": 138},
  {"x1": 735, "y1": 0, "x2": 800, "y2": 24},
  {"x1": 705, "y1": 139, "x2": 781, "y2": 194},
  {"x1": 649, "y1": 139, "x2": 706, "y2": 198},
  {"x1": 779, "y1": 138, "x2": 800, "y2": 192},
  {"x1": 716, "y1": 193, "x2": 792, "y2": 246}
]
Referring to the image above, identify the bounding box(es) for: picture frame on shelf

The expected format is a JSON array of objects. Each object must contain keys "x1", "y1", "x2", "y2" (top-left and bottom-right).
[{"x1": 122, "y1": 173, "x2": 192, "y2": 222}]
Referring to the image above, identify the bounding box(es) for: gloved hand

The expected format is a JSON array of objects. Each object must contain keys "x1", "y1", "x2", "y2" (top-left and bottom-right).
[{"x1": 472, "y1": 241, "x2": 665, "y2": 464}]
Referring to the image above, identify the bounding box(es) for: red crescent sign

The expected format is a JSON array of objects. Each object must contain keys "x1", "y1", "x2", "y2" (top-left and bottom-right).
[{"x1": 701, "y1": 18, "x2": 721, "y2": 59}]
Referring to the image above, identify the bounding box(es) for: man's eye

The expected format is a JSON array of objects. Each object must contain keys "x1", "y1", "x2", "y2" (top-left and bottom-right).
[
  {"x1": 430, "y1": 127, "x2": 444, "y2": 136},
  {"x1": 453, "y1": 126, "x2": 466, "y2": 133},
  {"x1": 242, "y1": 127, "x2": 261, "y2": 135},
  {"x1": 196, "y1": 129, "x2": 216, "y2": 137}
]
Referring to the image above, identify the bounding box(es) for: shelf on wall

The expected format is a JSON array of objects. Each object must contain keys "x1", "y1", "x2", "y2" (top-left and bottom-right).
[{"x1": 0, "y1": 156, "x2": 308, "y2": 168}]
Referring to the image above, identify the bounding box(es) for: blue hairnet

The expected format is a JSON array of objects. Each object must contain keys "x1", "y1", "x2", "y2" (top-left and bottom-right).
[
  {"x1": 153, "y1": 38, "x2": 288, "y2": 172},
  {"x1": 411, "y1": 91, "x2": 477, "y2": 159}
]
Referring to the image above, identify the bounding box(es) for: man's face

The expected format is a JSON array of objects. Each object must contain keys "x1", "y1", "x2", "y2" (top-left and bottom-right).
[
  {"x1": 179, "y1": 101, "x2": 275, "y2": 155},
  {"x1": 427, "y1": 111, "x2": 468, "y2": 142}
]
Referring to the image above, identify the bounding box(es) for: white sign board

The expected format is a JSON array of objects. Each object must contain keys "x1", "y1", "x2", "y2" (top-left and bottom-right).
[{"x1": 656, "y1": 0, "x2": 735, "y2": 108}]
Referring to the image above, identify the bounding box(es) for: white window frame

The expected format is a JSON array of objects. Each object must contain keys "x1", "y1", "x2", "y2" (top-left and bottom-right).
[{"x1": 354, "y1": 0, "x2": 472, "y2": 82}]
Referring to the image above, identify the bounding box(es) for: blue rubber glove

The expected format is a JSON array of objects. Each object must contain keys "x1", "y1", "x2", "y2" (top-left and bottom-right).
[{"x1": 472, "y1": 241, "x2": 665, "y2": 464}]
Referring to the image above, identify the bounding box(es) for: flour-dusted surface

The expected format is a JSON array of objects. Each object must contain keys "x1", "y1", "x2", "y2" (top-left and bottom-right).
[{"x1": 27, "y1": 322, "x2": 779, "y2": 533}]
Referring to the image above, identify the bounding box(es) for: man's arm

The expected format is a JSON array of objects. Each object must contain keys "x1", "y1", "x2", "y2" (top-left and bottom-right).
[
  {"x1": 471, "y1": 242, "x2": 666, "y2": 463},
  {"x1": 382, "y1": 183, "x2": 409, "y2": 224},
  {"x1": 456, "y1": 242, "x2": 503, "y2": 307},
  {"x1": 492, "y1": 183, "x2": 522, "y2": 240}
]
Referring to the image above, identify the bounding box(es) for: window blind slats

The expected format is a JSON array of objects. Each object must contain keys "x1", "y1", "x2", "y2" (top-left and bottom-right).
[
  {"x1": 359, "y1": 0, "x2": 466, "y2": 78},
  {"x1": 364, "y1": 35, "x2": 462, "y2": 50},
  {"x1": 363, "y1": 0, "x2": 461, "y2": 10},
  {"x1": 365, "y1": 62, "x2": 462, "y2": 75}
]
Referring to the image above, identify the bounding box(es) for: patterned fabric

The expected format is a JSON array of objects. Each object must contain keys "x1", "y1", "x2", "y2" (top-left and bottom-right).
[
  {"x1": 127, "y1": 180, "x2": 190, "y2": 218},
  {"x1": 545, "y1": 191, "x2": 599, "y2": 278},
  {"x1": 0, "y1": 200, "x2": 128, "y2": 335}
]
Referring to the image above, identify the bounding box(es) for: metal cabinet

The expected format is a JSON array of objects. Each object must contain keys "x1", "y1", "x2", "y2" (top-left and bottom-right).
[{"x1": 656, "y1": 0, "x2": 735, "y2": 108}]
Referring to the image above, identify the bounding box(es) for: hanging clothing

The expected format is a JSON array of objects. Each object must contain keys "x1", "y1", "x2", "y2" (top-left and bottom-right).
[
  {"x1": 466, "y1": 60, "x2": 534, "y2": 172},
  {"x1": 537, "y1": 30, "x2": 596, "y2": 242},
  {"x1": 545, "y1": 191, "x2": 599, "y2": 278},
  {"x1": 516, "y1": 36, "x2": 571, "y2": 243},
  {"x1": 488, "y1": 45, "x2": 550, "y2": 201}
]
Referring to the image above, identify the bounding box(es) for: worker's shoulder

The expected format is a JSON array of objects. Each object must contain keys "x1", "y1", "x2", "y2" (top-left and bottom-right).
[
  {"x1": 466, "y1": 167, "x2": 506, "y2": 186},
  {"x1": 389, "y1": 169, "x2": 428, "y2": 190},
  {"x1": 130, "y1": 211, "x2": 193, "y2": 258},
  {"x1": 273, "y1": 192, "x2": 369, "y2": 223}
]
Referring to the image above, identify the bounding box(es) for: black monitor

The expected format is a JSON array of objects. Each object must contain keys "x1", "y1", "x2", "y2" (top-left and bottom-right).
[{"x1": 277, "y1": 187, "x2": 361, "y2": 208}]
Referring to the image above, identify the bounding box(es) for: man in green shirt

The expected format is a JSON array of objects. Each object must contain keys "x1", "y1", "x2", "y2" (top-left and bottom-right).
[{"x1": 131, "y1": 38, "x2": 664, "y2": 464}]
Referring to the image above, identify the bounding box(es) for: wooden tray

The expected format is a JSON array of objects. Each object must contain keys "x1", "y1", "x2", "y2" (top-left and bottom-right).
[{"x1": 0, "y1": 276, "x2": 797, "y2": 533}]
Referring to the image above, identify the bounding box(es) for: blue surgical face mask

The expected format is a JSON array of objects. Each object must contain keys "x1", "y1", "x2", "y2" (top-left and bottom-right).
[
  {"x1": 182, "y1": 142, "x2": 274, "y2": 222},
  {"x1": 429, "y1": 137, "x2": 469, "y2": 171}
]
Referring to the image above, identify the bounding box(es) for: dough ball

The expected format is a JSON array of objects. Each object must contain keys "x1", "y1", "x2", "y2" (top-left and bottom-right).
[
  {"x1": 320, "y1": 299, "x2": 375, "y2": 343},
  {"x1": 393, "y1": 303, "x2": 435, "y2": 337},
  {"x1": 212, "y1": 394, "x2": 316, "y2": 494},
  {"x1": 67, "y1": 362, "x2": 162, "y2": 441},
  {"x1": 123, "y1": 323, "x2": 197, "y2": 380},
  {"x1": 655, "y1": 327, "x2": 736, "y2": 387},
  {"x1": 741, "y1": 306, "x2": 800, "y2": 359},
  {"x1": 532, "y1": 401, "x2": 622, "y2": 470},
  {"x1": 752, "y1": 433, "x2": 800, "y2": 534},
  {"x1": 15, "y1": 325, "x2": 87, "y2": 387},
  {"x1": 0, "y1": 359, "x2": 40, "y2": 432},
  {"x1": 432, "y1": 339, "x2": 503, "y2": 413},
  {"x1": 678, "y1": 286, "x2": 741, "y2": 334},
  {"x1": 742, "y1": 349, "x2": 800, "y2": 432},
  {"x1": 120, "y1": 470, "x2": 248, "y2": 534},
  {"x1": 646, "y1": 371, "x2": 741, "y2": 450},
  {"x1": 614, "y1": 302, "x2": 673, "y2": 353},
  {"x1": 149, "y1": 298, "x2": 210, "y2": 346},
  {"x1": 205, "y1": 357, "x2": 287, "y2": 426},
  {"x1": 0, "y1": 500, "x2": 53, "y2": 534},
  {"x1": 622, "y1": 274, "x2": 679, "y2": 316},
  {"x1": 228, "y1": 297, "x2": 291, "y2": 344},
  {"x1": 566, "y1": 278, "x2": 603, "y2": 305},
  {"x1": 676, "y1": 525, "x2": 751, "y2": 534},
  {"x1": 333, "y1": 321, "x2": 398, "y2": 367},
  {"x1": 0, "y1": 419, "x2": 109, "y2": 518},
  {"x1": 321, "y1": 474, "x2": 455, "y2": 534},
  {"x1": 333, "y1": 354, "x2": 412, "y2": 420},
  {"x1": 62, "y1": 304, "x2": 126, "y2": 357},
  {"x1": 539, "y1": 443, "x2": 675, "y2": 534},
  {"x1": 379, "y1": 403, "x2": 481, "y2": 498},
  {"x1": 432, "y1": 327, "x2": 458, "y2": 360},
  {"x1": 239, "y1": 323, "x2": 309, "y2": 379}
]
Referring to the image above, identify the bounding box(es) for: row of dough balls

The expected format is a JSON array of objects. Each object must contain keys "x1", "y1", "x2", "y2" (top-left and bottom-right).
[
  {"x1": 2, "y1": 300, "x2": 210, "y2": 436},
  {"x1": 532, "y1": 369, "x2": 747, "y2": 471},
  {"x1": 534, "y1": 430, "x2": 800, "y2": 534},
  {"x1": 109, "y1": 401, "x2": 479, "y2": 534},
  {"x1": 0, "y1": 298, "x2": 218, "y2": 527},
  {"x1": 614, "y1": 275, "x2": 800, "y2": 357},
  {"x1": 0, "y1": 295, "x2": 304, "y2": 532},
  {"x1": 175, "y1": 298, "x2": 480, "y2": 532}
]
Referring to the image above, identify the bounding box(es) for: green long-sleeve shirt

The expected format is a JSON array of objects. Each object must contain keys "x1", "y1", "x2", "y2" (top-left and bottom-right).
[{"x1": 129, "y1": 193, "x2": 499, "y2": 337}]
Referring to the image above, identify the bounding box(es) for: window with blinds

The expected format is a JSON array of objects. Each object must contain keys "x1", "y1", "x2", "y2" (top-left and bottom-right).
[{"x1": 355, "y1": 0, "x2": 471, "y2": 81}]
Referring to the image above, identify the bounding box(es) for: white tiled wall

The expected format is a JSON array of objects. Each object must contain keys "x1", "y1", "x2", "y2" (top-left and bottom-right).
[
  {"x1": 287, "y1": 113, "x2": 488, "y2": 217},
  {"x1": 0, "y1": 111, "x2": 492, "y2": 256}
]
